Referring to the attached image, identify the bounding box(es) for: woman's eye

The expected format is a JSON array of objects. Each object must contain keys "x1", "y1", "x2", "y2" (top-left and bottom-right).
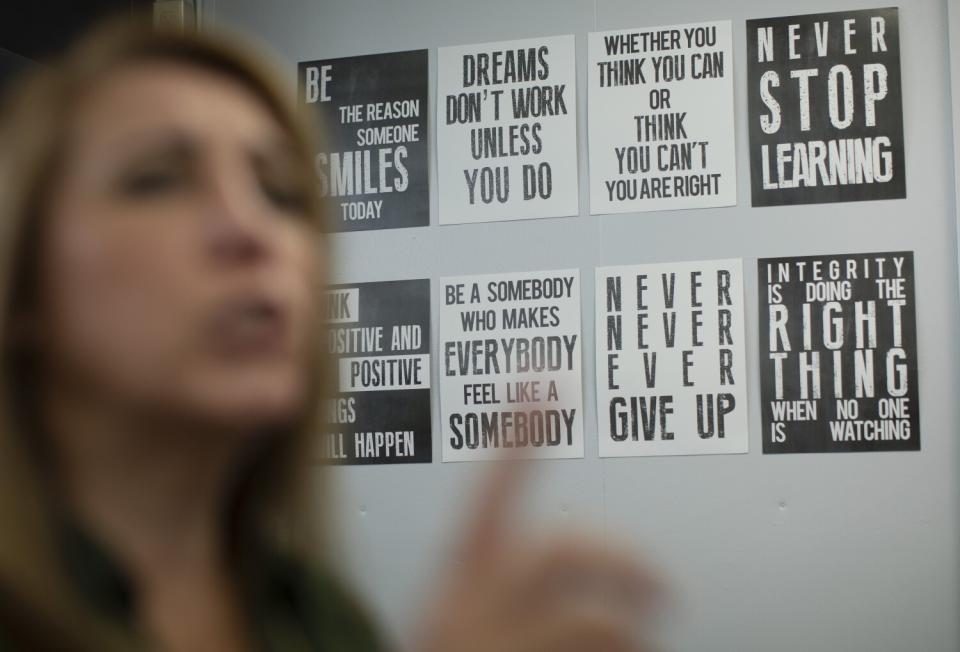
[
  {"x1": 118, "y1": 168, "x2": 185, "y2": 196},
  {"x1": 261, "y1": 178, "x2": 310, "y2": 213}
]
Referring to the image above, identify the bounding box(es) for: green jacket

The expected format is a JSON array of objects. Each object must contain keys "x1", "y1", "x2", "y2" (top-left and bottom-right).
[{"x1": 0, "y1": 525, "x2": 384, "y2": 651}]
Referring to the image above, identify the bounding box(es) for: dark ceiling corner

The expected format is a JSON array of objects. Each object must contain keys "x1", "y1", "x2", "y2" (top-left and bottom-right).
[
  {"x1": 0, "y1": 0, "x2": 154, "y2": 63},
  {"x1": 0, "y1": 0, "x2": 156, "y2": 91}
]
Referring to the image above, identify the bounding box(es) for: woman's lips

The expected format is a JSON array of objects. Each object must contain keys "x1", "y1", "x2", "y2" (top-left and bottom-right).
[{"x1": 207, "y1": 295, "x2": 291, "y2": 359}]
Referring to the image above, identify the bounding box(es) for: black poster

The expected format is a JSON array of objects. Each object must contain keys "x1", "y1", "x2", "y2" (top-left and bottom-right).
[
  {"x1": 759, "y1": 252, "x2": 919, "y2": 454},
  {"x1": 747, "y1": 8, "x2": 905, "y2": 206},
  {"x1": 322, "y1": 279, "x2": 432, "y2": 465},
  {"x1": 298, "y1": 50, "x2": 429, "y2": 231}
]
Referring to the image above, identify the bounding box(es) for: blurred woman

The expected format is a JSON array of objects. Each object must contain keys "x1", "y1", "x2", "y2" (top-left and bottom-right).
[{"x1": 0, "y1": 15, "x2": 658, "y2": 652}]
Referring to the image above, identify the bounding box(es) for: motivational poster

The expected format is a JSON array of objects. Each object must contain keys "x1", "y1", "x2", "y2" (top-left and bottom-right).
[
  {"x1": 596, "y1": 259, "x2": 749, "y2": 456},
  {"x1": 437, "y1": 35, "x2": 579, "y2": 224},
  {"x1": 589, "y1": 21, "x2": 738, "y2": 214},
  {"x1": 759, "y1": 252, "x2": 919, "y2": 453},
  {"x1": 747, "y1": 8, "x2": 905, "y2": 206},
  {"x1": 321, "y1": 279, "x2": 432, "y2": 464},
  {"x1": 439, "y1": 270, "x2": 584, "y2": 462},
  {"x1": 299, "y1": 50, "x2": 429, "y2": 231}
]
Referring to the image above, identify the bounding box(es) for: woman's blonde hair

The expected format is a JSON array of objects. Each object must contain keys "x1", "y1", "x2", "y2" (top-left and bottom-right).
[{"x1": 0, "y1": 14, "x2": 328, "y2": 650}]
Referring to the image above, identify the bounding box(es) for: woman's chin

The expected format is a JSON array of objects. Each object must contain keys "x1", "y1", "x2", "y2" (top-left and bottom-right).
[{"x1": 183, "y1": 377, "x2": 308, "y2": 434}]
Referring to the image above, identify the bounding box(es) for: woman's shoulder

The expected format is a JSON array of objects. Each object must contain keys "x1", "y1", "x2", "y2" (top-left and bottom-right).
[
  {"x1": 0, "y1": 583, "x2": 71, "y2": 652},
  {"x1": 252, "y1": 550, "x2": 386, "y2": 652}
]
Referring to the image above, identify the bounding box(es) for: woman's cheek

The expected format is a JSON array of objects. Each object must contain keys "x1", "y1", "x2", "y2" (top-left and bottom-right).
[{"x1": 43, "y1": 214, "x2": 191, "y2": 397}]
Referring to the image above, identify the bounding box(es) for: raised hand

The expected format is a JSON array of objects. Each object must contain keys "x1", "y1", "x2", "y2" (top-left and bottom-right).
[{"x1": 415, "y1": 457, "x2": 664, "y2": 652}]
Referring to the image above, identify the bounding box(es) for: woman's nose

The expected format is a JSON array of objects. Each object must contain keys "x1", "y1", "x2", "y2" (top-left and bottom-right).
[{"x1": 203, "y1": 173, "x2": 274, "y2": 267}]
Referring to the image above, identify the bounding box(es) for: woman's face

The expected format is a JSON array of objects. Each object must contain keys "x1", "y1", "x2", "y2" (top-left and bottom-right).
[{"x1": 39, "y1": 60, "x2": 319, "y2": 432}]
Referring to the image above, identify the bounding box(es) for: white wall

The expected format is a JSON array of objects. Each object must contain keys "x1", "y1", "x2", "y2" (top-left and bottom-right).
[
  {"x1": 950, "y1": 0, "x2": 960, "y2": 289},
  {"x1": 206, "y1": 1, "x2": 960, "y2": 650}
]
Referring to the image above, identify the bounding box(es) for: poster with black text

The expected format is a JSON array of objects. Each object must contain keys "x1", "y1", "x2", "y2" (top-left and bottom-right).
[
  {"x1": 440, "y1": 270, "x2": 584, "y2": 462},
  {"x1": 437, "y1": 36, "x2": 579, "y2": 224},
  {"x1": 747, "y1": 8, "x2": 905, "y2": 206},
  {"x1": 322, "y1": 279, "x2": 432, "y2": 464},
  {"x1": 596, "y1": 259, "x2": 749, "y2": 456},
  {"x1": 589, "y1": 21, "x2": 738, "y2": 214},
  {"x1": 759, "y1": 252, "x2": 919, "y2": 453},
  {"x1": 299, "y1": 50, "x2": 429, "y2": 231}
]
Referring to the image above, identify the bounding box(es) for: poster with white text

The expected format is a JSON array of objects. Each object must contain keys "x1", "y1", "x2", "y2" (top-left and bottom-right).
[
  {"x1": 298, "y1": 50, "x2": 429, "y2": 231},
  {"x1": 440, "y1": 269, "x2": 584, "y2": 462},
  {"x1": 437, "y1": 35, "x2": 580, "y2": 224},
  {"x1": 596, "y1": 259, "x2": 749, "y2": 456},
  {"x1": 321, "y1": 279, "x2": 432, "y2": 464},
  {"x1": 588, "y1": 21, "x2": 737, "y2": 214},
  {"x1": 747, "y1": 8, "x2": 905, "y2": 206},
  {"x1": 759, "y1": 252, "x2": 920, "y2": 453}
]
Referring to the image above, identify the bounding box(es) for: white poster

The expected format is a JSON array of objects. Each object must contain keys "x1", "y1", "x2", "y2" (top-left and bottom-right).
[
  {"x1": 437, "y1": 35, "x2": 580, "y2": 224},
  {"x1": 596, "y1": 259, "x2": 749, "y2": 456},
  {"x1": 588, "y1": 21, "x2": 737, "y2": 214},
  {"x1": 440, "y1": 269, "x2": 584, "y2": 462}
]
